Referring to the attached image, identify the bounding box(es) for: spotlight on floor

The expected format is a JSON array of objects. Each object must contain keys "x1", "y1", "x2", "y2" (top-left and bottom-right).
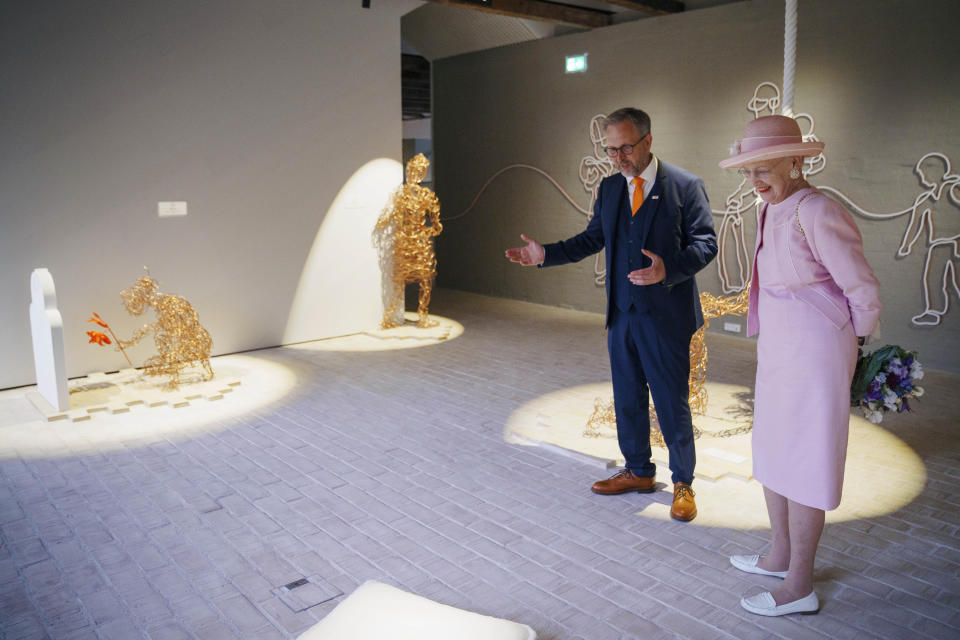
[{"x1": 505, "y1": 381, "x2": 925, "y2": 529}]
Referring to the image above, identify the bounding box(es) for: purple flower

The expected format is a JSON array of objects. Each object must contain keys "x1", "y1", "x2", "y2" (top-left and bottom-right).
[{"x1": 889, "y1": 361, "x2": 910, "y2": 380}]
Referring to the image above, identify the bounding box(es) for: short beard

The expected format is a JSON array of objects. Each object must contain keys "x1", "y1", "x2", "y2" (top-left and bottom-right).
[{"x1": 622, "y1": 154, "x2": 651, "y2": 178}]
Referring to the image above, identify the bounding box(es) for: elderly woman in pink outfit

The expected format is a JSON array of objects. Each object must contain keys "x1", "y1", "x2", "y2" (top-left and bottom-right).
[{"x1": 719, "y1": 116, "x2": 881, "y2": 617}]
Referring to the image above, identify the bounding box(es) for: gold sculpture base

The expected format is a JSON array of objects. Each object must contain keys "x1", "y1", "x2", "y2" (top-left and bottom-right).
[{"x1": 288, "y1": 312, "x2": 462, "y2": 353}]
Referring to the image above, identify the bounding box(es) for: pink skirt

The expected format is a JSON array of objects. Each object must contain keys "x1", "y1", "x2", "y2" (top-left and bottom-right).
[{"x1": 752, "y1": 286, "x2": 858, "y2": 510}]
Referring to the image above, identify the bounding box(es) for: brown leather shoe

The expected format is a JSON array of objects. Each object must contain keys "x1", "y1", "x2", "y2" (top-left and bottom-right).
[
  {"x1": 670, "y1": 482, "x2": 697, "y2": 521},
  {"x1": 591, "y1": 469, "x2": 656, "y2": 495}
]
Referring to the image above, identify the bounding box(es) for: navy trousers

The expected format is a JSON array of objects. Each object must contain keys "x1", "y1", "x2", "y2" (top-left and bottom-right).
[{"x1": 607, "y1": 305, "x2": 696, "y2": 484}]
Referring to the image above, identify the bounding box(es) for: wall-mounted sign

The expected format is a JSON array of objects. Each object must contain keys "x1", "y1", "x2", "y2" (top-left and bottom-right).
[{"x1": 565, "y1": 54, "x2": 587, "y2": 73}]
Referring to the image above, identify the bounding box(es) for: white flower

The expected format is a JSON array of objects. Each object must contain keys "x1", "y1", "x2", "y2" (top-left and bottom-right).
[
  {"x1": 865, "y1": 409, "x2": 883, "y2": 423},
  {"x1": 874, "y1": 372, "x2": 887, "y2": 385},
  {"x1": 889, "y1": 357, "x2": 902, "y2": 369},
  {"x1": 883, "y1": 389, "x2": 899, "y2": 411},
  {"x1": 910, "y1": 361, "x2": 924, "y2": 380},
  {"x1": 911, "y1": 386, "x2": 924, "y2": 398}
]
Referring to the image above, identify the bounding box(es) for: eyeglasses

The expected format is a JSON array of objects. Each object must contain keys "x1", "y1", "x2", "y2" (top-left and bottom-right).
[
  {"x1": 737, "y1": 158, "x2": 787, "y2": 180},
  {"x1": 603, "y1": 134, "x2": 648, "y2": 158}
]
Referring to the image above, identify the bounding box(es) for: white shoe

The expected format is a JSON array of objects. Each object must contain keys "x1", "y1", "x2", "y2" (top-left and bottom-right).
[
  {"x1": 730, "y1": 554, "x2": 788, "y2": 578},
  {"x1": 740, "y1": 591, "x2": 819, "y2": 616}
]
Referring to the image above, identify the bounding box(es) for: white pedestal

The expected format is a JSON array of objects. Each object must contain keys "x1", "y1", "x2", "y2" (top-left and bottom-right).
[{"x1": 29, "y1": 268, "x2": 69, "y2": 411}]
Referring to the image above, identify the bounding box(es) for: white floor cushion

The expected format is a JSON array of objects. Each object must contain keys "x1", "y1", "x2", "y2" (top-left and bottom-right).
[{"x1": 297, "y1": 581, "x2": 537, "y2": 640}]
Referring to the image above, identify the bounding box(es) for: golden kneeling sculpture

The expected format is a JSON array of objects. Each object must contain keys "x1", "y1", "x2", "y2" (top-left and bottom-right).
[
  {"x1": 119, "y1": 273, "x2": 213, "y2": 389},
  {"x1": 375, "y1": 153, "x2": 443, "y2": 329}
]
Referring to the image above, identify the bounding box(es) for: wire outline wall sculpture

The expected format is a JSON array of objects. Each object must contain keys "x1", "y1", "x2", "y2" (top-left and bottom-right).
[
  {"x1": 718, "y1": 81, "x2": 958, "y2": 326},
  {"x1": 452, "y1": 0, "x2": 958, "y2": 329},
  {"x1": 820, "y1": 152, "x2": 960, "y2": 326},
  {"x1": 453, "y1": 90, "x2": 957, "y2": 329}
]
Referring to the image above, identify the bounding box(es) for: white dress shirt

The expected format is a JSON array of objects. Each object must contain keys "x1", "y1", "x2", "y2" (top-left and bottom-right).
[{"x1": 624, "y1": 155, "x2": 658, "y2": 207}]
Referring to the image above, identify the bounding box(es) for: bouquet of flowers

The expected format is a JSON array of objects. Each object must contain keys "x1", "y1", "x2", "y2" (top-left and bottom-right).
[{"x1": 850, "y1": 345, "x2": 923, "y2": 423}]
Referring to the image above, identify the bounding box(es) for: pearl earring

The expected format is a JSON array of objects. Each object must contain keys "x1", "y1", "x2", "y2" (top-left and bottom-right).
[{"x1": 789, "y1": 167, "x2": 801, "y2": 180}]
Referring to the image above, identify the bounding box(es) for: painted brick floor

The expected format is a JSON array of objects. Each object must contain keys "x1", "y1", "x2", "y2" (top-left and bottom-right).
[{"x1": 1, "y1": 290, "x2": 957, "y2": 639}]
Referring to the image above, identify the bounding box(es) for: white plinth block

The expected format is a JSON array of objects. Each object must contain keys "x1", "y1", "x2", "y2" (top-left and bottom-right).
[
  {"x1": 297, "y1": 581, "x2": 536, "y2": 640},
  {"x1": 29, "y1": 268, "x2": 69, "y2": 411}
]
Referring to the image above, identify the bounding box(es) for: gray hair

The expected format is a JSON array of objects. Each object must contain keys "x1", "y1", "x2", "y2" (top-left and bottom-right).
[{"x1": 603, "y1": 108, "x2": 651, "y2": 136}]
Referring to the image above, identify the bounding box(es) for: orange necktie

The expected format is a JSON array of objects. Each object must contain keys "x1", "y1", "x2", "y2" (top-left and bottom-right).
[{"x1": 631, "y1": 177, "x2": 645, "y2": 215}]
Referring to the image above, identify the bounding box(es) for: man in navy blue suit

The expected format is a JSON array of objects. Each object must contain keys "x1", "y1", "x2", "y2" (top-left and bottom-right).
[{"x1": 505, "y1": 108, "x2": 717, "y2": 521}]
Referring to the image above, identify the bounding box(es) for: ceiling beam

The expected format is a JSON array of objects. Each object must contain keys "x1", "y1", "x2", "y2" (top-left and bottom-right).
[
  {"x1": 604, "y1": 0, "x2": 684, "y2": 15},
  {"x1": 422, "y1": 0, "x2": 612, "y2": 29}
]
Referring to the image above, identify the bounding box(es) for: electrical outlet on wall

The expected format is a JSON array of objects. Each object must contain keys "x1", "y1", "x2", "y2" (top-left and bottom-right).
[
  {"x1": 158, "y1": 201, "x2": 188, "y2": 217},
  {"x1": 723, "y1": 322, "x2": 742, "y2": 333}
]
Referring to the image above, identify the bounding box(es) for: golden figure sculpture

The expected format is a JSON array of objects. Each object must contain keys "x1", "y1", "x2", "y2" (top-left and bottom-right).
[
  {"x1": 374, "y1": 153, "x2": 443, "y2": 328},
  {"x1": 586, "y1": 289, "x2": 750, "y2": 444},
  {"x1": 119, "y1": 271, "x2": 213, "y2": 389},
  {"x1": 688, "y1": 288, "x2": 750, "y2": 415}
]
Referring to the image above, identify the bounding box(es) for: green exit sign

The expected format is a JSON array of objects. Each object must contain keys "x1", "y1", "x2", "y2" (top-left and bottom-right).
[{"x1": 565, "y1": 54, "x2": 587, "y2": 73}]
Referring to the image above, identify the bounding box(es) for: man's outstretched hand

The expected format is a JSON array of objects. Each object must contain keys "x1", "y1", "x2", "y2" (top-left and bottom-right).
[
  {"x1": 505, "y1": 234, "x2": 545, "y2": 266},
  {"x1": 627, "y1": 249, "x2": 665, "y2": 285}
]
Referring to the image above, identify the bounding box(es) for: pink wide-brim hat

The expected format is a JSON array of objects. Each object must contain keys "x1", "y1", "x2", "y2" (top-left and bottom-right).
[{"x1": 719, "y1": 115, "x2": 825, "y2": 168}]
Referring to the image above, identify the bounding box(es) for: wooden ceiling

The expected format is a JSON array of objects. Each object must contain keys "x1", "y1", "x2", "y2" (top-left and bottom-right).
[
  {"x1": 421, "y1": 0, "x2": 684, "y2": 29},
  {"x1": 401, "y1": 0, "x2": 691, "y2": 120}
]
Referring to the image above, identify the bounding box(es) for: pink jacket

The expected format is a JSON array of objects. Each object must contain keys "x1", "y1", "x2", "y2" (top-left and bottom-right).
[{"x1": 747, "y1": 189, "x2": 881, "y2": 337}]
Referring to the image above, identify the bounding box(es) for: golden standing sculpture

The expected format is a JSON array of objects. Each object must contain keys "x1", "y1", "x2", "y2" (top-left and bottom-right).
[
  {"x1": 118, "y1": 271, "x2": 214, "y2": 389},
  {"x1": 374, "y1": 153, "x2": 443, "y2": 328}
]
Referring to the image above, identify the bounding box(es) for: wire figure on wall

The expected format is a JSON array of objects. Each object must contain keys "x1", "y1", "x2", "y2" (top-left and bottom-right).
[
  {"x1": 452, "y1": 77, "x2": 956, "y2": 328},
  {"x1": 577, "y1": 114, "x2": 618, "y2": 286},
  {"x1": 897, "y1": 154, "x2": 960, "y2": 325},
  {"x1": 822, "y1": 152, "x2": 960, "y2": 326},
  {"x1": 714, "y1": 82, "x2": 826, "y2": 293},
  {"x1": 716, "y1": 81, "x2": 957, "y2": 327}
]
